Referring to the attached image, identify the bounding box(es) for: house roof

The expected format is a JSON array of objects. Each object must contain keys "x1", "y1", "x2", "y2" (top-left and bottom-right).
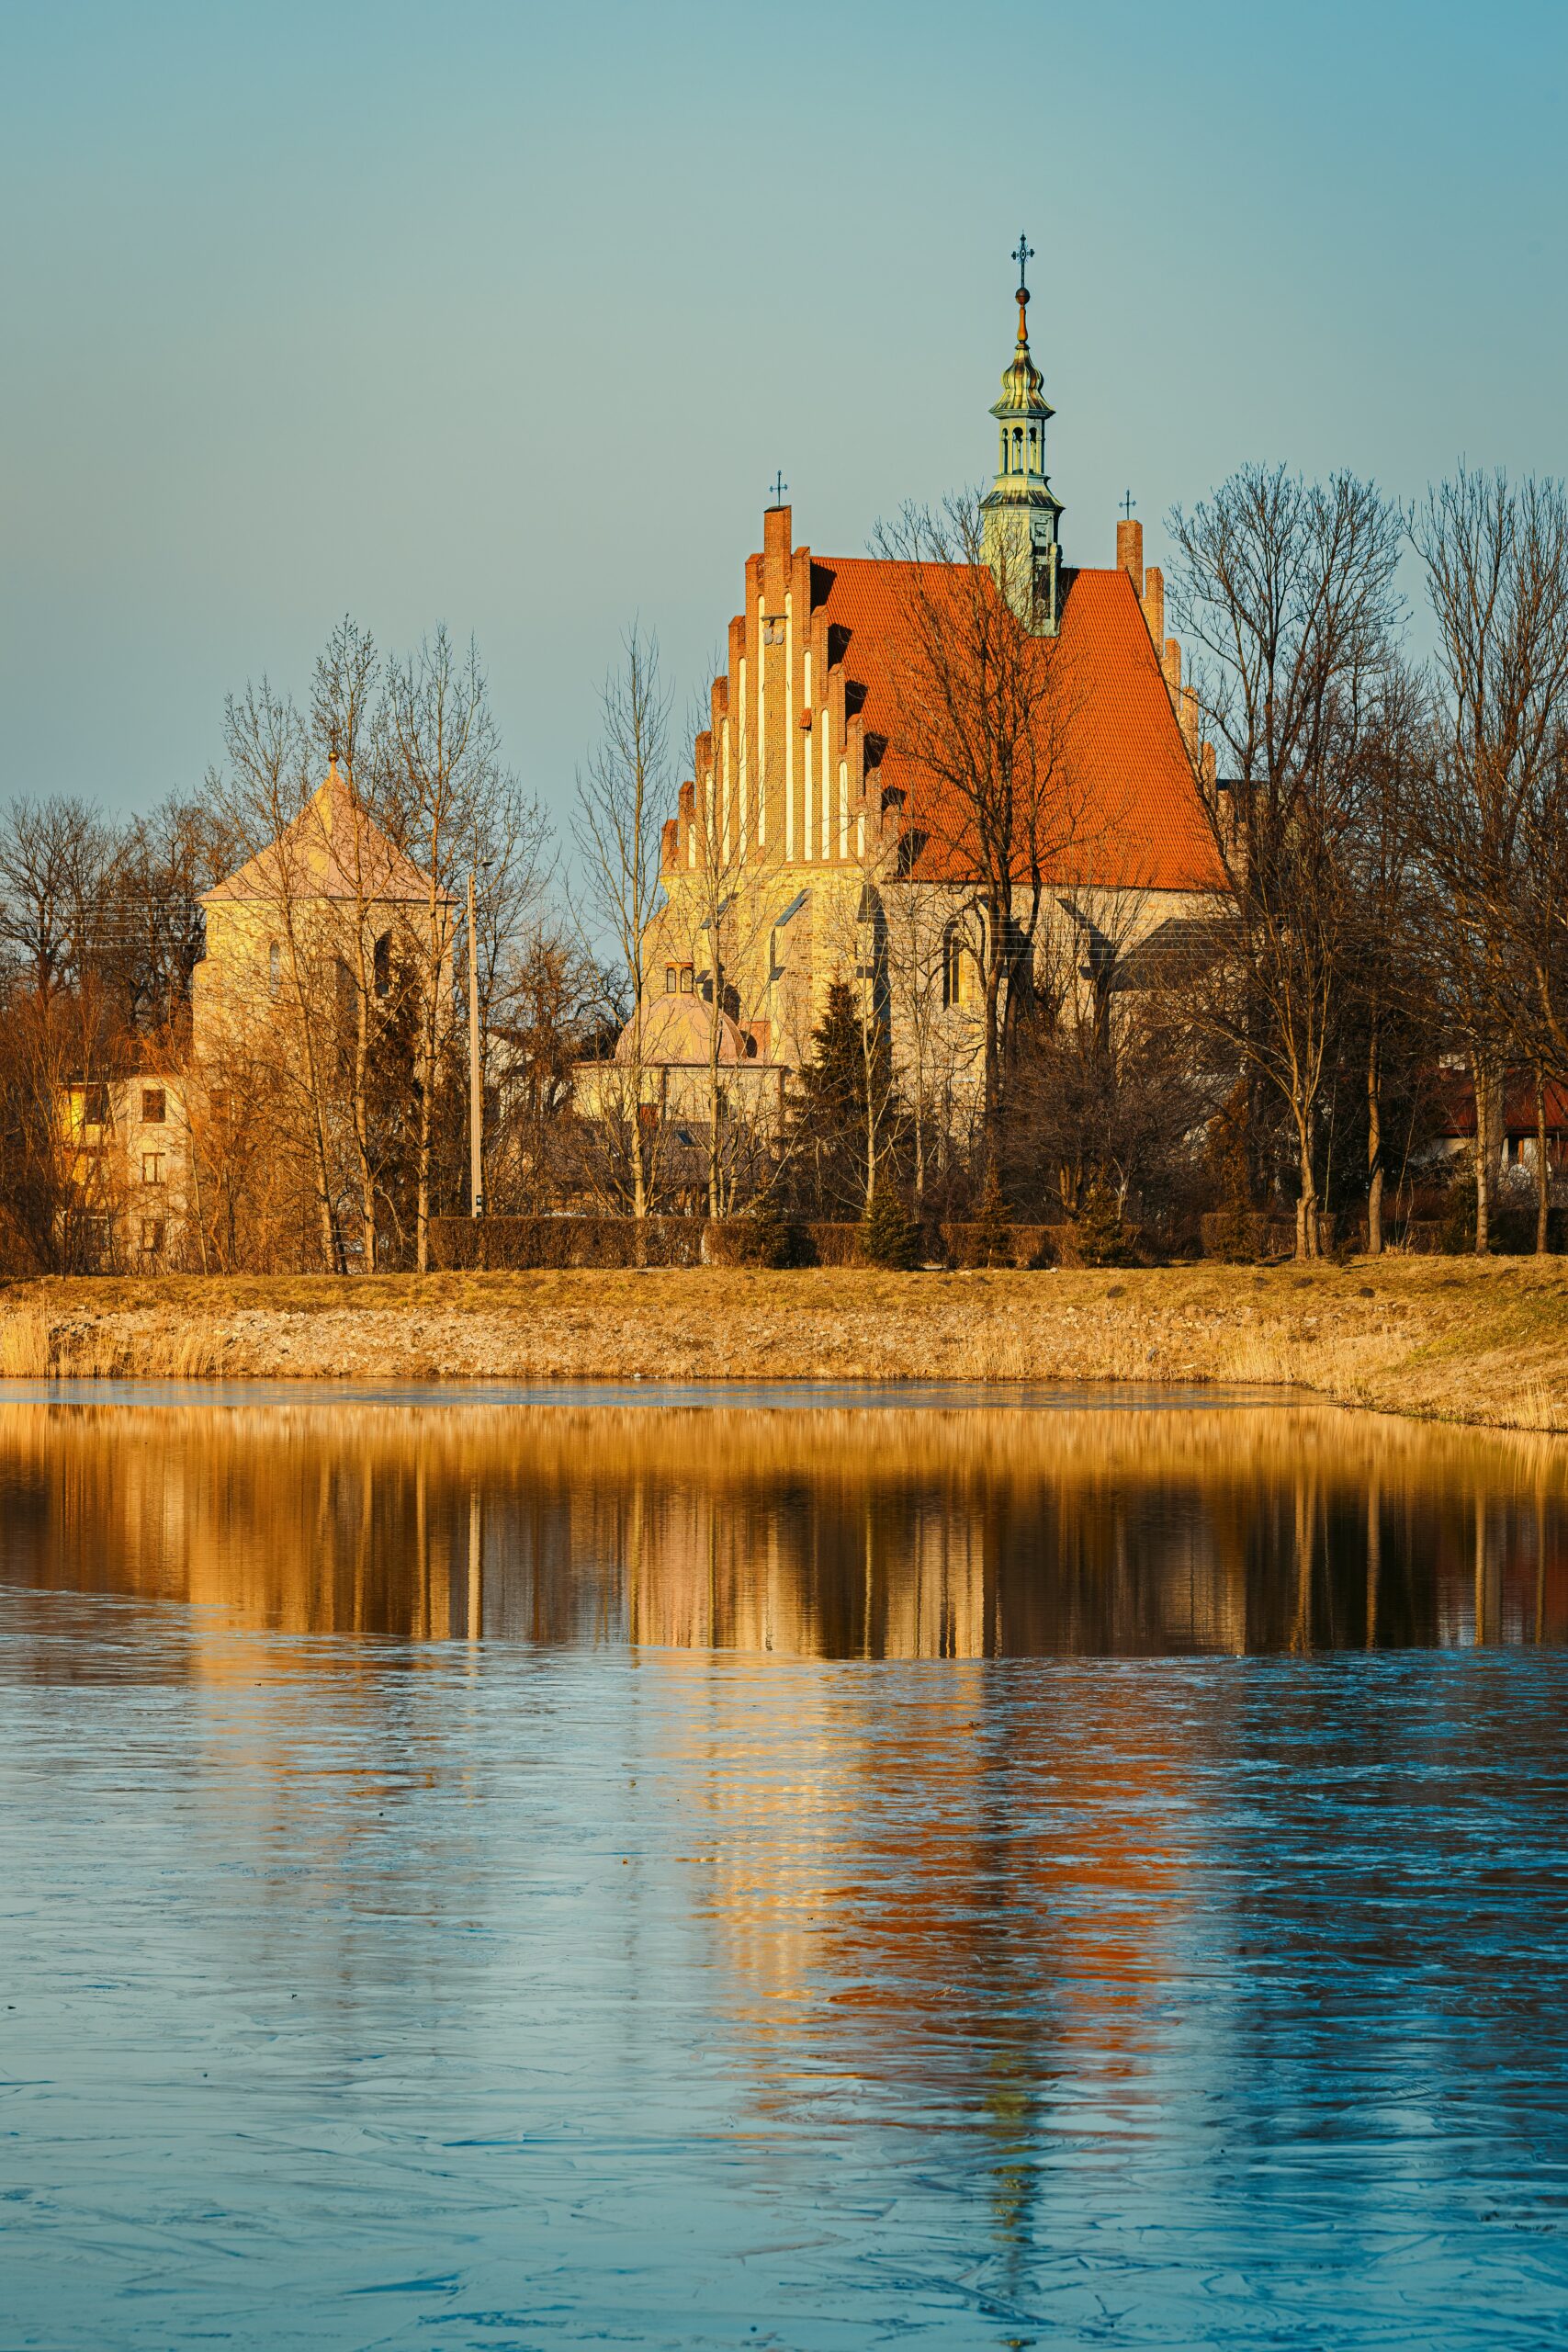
[
  {"x1": 810, "y1": 558, "x2": 1227, "y2": 894},
  {"x1": 202, "y1": 767, "x2": 452, "y2": 908},
  {"x1": 1436, "y1": 1070, "x2": 1568, "y2": 1139},
  {"x1": 614, "y1": 994, "x2": 757, "y2": 1067}
]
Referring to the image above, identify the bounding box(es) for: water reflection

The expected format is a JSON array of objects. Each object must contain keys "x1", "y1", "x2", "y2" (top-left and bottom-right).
[
  {"x1": 3, "y1": 1392, "x2": 1568, "y2": 2345},
  {"x1": 0, "y1": 1391, "x2": 1565, "y2": 1655}
]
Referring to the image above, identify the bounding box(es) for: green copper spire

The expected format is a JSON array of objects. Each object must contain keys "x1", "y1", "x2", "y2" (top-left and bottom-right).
[{"x1": 980, "y1": 234, "x2": 1064, "y2": 634}]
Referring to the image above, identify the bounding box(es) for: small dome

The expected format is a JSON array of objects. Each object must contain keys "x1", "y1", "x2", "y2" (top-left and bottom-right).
[{"x1": 613, "y1": 993, "x2": 751, "y2": 1066}]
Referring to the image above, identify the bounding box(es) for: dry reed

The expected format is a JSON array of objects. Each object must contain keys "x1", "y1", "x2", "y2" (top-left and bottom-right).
[{"x1": 2, "y1": 1261, "x2": 1567, "y2": 1433}]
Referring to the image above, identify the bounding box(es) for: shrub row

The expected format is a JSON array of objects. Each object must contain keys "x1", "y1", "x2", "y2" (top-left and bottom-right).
[
  {"x1": 430, "y1": 1215, "x2": 707, "y2": 1271},
  {"x1": 433, "y1": 1214, "x2": 1125, "y2": 1272},
  {"x1": 433, "y1": 1207, "x2": 1568, "y2": 1273}
]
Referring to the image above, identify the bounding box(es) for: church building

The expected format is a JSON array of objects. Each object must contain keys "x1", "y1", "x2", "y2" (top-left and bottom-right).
[{"x1": 616, "y1": 244, "x2": 1229, "y2": 1122}]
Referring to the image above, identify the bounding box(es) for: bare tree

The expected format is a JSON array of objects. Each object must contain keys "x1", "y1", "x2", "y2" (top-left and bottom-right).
[
  {"x1": 0, "y1": 796, "x2": 119, "y2": 1002},
  {"x1": 571, "y1": 626, "x2": 671, "y2": 1225},
  {"x1": 871, "y1": 492, "x2": 1086, "y2": 1165},
  {"x1": 485, "y1": 923, "x2": 601, "y2": 1211},
  {"x1": 310, "y1": 616, "x2": 391, "y2": 1269},
  {"x1": 880, "y1": 873, "x2": 970, "y2": 1210},
  {"x1": 1413, "y1": 470, "x2": 1568, "y2": 1253},
  {"x1": 210, "y1": 682, "x2": 344, "y2": 1272},
  {"x1": 381, "y1": 628, "x2": 492, "y2": 1271},
  {"x1": 1342, "y1": 666, "x2": 1425, "y2": 1255},
  {"x1": 1168, "y1": 465, "x2": 1404, "y2": 1258}
]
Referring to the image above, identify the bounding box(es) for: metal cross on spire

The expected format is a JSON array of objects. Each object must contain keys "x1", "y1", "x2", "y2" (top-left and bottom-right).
[
  {"x1": 769, "y1": 470, "x2": 787, "y2": 507},
  {"x1": 1012, "y1": 232, "x2": 1033, "y2": 289},
  {"x1": 1121, "y1": 489, "x2": 1136, "y2": 521}
]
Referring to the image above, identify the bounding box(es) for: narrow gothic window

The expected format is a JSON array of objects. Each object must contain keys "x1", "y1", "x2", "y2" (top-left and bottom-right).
[
  {"x1": 268, "y1": 941, "x2": 281, "y2": 997},
  {"x1": 942, "y1": 925, "x2": 964, "y2": 1009},
  {"x1": 374, "y1": 932, "x2": 391, "y2": 998}
]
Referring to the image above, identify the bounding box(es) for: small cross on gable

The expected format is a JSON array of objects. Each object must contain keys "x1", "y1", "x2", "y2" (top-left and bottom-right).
[
  {"x1": 1121, "y1": 489, "x2": 1136, "y2": 522},
  {"x1": 1012, "y1": 232, "x2": 1033, "y2": 288},
  {"x1": 769, "y1": 470, "x2": 787, "y2": 508}
]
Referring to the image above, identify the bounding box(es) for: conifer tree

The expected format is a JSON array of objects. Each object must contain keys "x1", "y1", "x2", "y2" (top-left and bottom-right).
[
  {"x1": 862, "y1": 1179, "x2": 921, "y2": 1270},
  {"x1": 972, "y1": 1159, "x2": 1010, "y2": 1266},
  {"x1": 795, "y1": 979, "x2": 874, "y2": 1216}
]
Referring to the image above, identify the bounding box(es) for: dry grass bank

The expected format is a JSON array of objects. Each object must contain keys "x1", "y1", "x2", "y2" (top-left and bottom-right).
[{"x1": 3, "y1": 1258, "x2": 1568, "y2": 1430}]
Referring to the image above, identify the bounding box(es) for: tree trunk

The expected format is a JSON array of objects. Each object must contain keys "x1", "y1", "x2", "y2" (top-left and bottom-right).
[
  {"x1": 355, "y1": 976, "x2": 376, "y2": 1272},
  {"x1": 1472, "y1": 1050, "x2": 1494, "y2": 1256},
  {"x1": 1366, "y1": 1030, "x2": 1383, "y2": 1258},
  {"x1": 415, "y1": 1035, "x2": 432, "y2": 1273},
  {"x1": 1536, "y1": 1066, "x2": 1551, "y2": 1256},
  {"x1": 1294, "y1": 1102, "x2": 1318, "y2": 1261},
  {"x1": 981, "y1": 895, "x2": 1005, "y2": 1167},
  {"x1": 289, "y1": 961, "x2": 342, "y2": 1275}
]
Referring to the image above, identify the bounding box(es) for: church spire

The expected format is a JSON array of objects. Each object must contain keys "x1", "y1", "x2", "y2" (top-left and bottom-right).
[{"x1": 981, "y1": 232, "x2": 1064, "y2": 634}]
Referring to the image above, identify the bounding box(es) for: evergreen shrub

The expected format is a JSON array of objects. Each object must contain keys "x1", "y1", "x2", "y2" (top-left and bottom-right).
[
  {"x1": 1070, "y1": 1174, "x2": 1141, "y2": 1268},
  {"x1": 861, "y1": 1188, "x2": 922, "y2": 1271}
]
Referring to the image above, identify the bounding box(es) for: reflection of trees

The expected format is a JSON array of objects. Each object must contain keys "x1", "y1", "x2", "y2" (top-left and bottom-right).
[
  {"x1": 5, "y1": 1396, "x2": 1567, "y2": 2323},
  {"x1": 2, "y1": 1401, "x2": 1568, "y2": 1659}
]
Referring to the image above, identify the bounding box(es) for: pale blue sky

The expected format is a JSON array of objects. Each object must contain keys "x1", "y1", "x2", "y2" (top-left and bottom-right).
[{"x1": 2, "y1": 0, "x2": 1564, "y2": 821}]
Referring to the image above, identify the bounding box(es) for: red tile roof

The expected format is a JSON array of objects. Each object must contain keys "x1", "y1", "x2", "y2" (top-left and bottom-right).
[
  {"x1": 1436, "y1": 1070, "x2": 1568, "y2": 1139},
  {"x1": 814, "y1": 558, "x2": 1227, "y2": 893}
]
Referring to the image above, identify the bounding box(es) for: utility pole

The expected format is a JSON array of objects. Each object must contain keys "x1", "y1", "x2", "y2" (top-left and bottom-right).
[{"x1": 468, "y1": 868, "x2": 484, "y2": 1218}]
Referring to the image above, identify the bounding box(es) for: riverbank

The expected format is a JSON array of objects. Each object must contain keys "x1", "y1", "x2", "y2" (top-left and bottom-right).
[{"x1": 4, "y1": 1260, "x2": 1568, "y2": 1431}]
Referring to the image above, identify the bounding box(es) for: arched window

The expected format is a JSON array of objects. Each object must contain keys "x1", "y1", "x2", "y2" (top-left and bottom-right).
[
  {"x1": 374, "y1": 932, "x2": 391, "y2": 998},
  {"x1": 268, "y1": 940, "x2": 280, "y2": 998}
]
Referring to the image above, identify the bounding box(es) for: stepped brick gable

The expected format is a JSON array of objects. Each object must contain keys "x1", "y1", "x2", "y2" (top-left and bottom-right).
[{"x1": 595, "y1": 245, "x2": 1234, "y2": 1121}]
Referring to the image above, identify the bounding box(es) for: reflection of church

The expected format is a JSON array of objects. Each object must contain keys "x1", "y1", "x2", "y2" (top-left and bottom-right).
[
  {"x1": 602, "y1": 244, "x2": 1228, "y2": 1112},
  {"x1": 10, "y1": 1401, "x2": 1562, "y2": 1658}
]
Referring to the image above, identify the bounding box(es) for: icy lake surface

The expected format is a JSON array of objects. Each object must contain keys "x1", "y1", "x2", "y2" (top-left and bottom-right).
[{"x1": 2, "y1": 1384, "x2": 1566, "y2": 2347}]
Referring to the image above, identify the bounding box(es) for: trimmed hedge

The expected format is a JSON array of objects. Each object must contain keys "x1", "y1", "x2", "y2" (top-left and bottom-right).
[
  {"x1": 431, "y1": 1214, "x2": 1072, "y2": 1272},
  {"x1": 431, "y1": 1214, "x2": 1190, "y2": 1272},
  {"x1": 940, "y1": 1220, "x2": 1054, "y2": 1270},
  {"x1": 430, "y1": 1215, "x2": 706, "y2": 1271},
  {"x1": 1201, "y1": 1210, "x2": 1338, "y2": 1262}
]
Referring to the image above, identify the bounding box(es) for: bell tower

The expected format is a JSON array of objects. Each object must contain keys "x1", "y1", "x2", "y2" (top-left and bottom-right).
[{"x1": 980, "y1": 234, "x2": 1064, "y2": 634}]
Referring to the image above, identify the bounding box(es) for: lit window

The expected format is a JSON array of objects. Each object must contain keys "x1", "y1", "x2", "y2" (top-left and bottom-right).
[
  {"x1": 141, "y1": 1152, "x2": 164, "y2": 1186},
  {"x1": 141, "y1": 1088, "x2": 165, "y2": 1125}
]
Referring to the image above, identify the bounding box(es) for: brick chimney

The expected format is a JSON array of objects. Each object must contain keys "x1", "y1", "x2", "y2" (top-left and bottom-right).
[
  {"x1": 1117, "y1": 516, "x2": 1144, "y2": 601},
  {"x1": 1142, "y1": 565, "x2": 1164, "y2": 651},
  {"x1": 762, "y1": 502, "x2": 792, "y2": 597},
  {"x1": 1179, "y1": 683, "x2": 1200, "y2": 755}
]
